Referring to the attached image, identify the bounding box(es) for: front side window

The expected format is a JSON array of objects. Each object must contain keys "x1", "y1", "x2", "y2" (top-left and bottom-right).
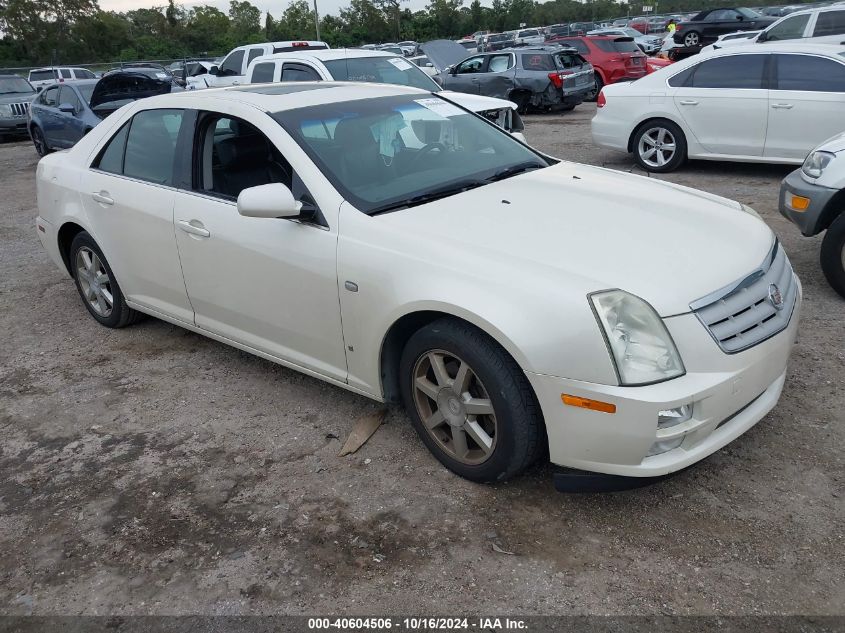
[
  {"x1": 775, "y1": 54, "x2": 845, "y2": 92},
  {"x1": 220, "y1": 50, "x2": 245, "y2": 75},
  {"x1": 707, "y1": 9, "x2": 738, "y2": 21},
  {"x1": 456, "y1": 56, "x2": 485, "y2": 74},
  {"x1": 280, "y1": 63, "x2": 322, "y2": 82},
  {"x1": 41, "y1": 86, "x2": 59, "y2": 106},
  {"x1": 687, "y1": 54, "x2": 767, "y2": 89},
  {"x1": 251, "y1": 62, "x2": 276, "y2": 83},
  {"x1": 59, "y1": 86, "x2": 82, "y2": 113},
  {"x1": 122, "y1": 109, "x2": 184, "y2": 185},
  {"x1": 813, "y1": 10, "x2": 845, "y2": 37},
  {"x1": 324, "y1": 57, "x2": 440, "y2": 91},
  {"x1": 274, "y1": 94, "x2": 549, "y2": 215},
  {"x1": 195, "y1": 115, "x2": 292, "y2": 200},
  {"x1": 764, "y1": 13, "x2": 810, "y2": 41},
  {"x1": 60, "y1": 69, "x2": 72, "y2": 79}
]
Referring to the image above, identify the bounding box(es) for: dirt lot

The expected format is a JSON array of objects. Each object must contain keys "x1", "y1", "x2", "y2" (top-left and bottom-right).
[{"x1": 0, "y1": 105, "x2": 843, "y2": 617}]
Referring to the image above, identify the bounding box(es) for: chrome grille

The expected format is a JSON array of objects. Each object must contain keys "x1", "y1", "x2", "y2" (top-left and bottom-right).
[
  {"x1": 690, "y1": 240, "x2": 797, "y2": 354},
  {"x1": 10, "y1": 102, "x2": 29, "y2": 117}
]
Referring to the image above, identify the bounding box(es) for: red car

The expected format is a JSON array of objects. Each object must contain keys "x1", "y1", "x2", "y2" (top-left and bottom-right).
[
  {"x1": 552, "y1": 36, "x2": 647, "y2": 94},
  {"x1": 645, "y1": 56, "x2": 672, "y2": 74},
  {"x1": 628, "y1": 17, "x2": 649, "y2": 34}
]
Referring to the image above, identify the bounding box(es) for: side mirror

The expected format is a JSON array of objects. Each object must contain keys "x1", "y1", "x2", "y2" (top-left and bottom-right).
[
  {"x1": 237, "y1": 183, "x2": 302, "y2": 219},
  {"x1": 450, "y1": 65, "x2": 459, "y2": 75},
  {"x1": 757, "y1": 30, "x2": 767, "y2": 41},
  {"x1": 58, "y1": 102, "x2": 75, "y2": 114},
  {"x1": 208, "y1": 65, "x2": 219, "y2": 76},
  {"x1": 736, "y1": 14, "x2": 744, "y2": 20},
  {"x1": 425, "y1": 62, "x2": 434, "y2": 68}
]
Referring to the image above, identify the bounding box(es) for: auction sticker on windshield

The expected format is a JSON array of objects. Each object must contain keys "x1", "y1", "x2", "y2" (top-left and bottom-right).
[
  {"x1": 387, "y1": 57, "x2": 414, "y2": 71},
  {"x1": 414, "y1": 98, "x2": 464, "y2": 118}
]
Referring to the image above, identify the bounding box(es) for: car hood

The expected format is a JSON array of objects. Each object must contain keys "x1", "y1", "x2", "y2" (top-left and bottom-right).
[
  {"x1": 90, "y1": 71, "x2": 173, "y2": 110},
  {"x1": 440, "y1": 91, "x2": 516, "y2": 112},
  {"x1": 377, "y1": 162, "x2": 774, "y2": 316},
  {"x1": 421, "y1": 40, "x2": 473, "y2": 73},
  {"x1": 816, "y1": 130, "x2": 845, "y2": 153},
  {"x1": 0, "y1": 92, "x2": 36, "y2": 104}
]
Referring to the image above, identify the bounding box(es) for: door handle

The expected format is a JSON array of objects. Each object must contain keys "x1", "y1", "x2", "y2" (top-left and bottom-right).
[
  {"x1": 232, "y1": 80, "x2": 241, "y2": 86},
  {"x1": 771, "y1": 103, "x2": 794, "y2": 109},
  {"x1": 679, "y1": 100, "x2": 699, "y2": 106},
  {"x1": 177, "y1": 220, "x2": 210, "y2": 238},
  {"x1": 91, "y1": 191, "x2": 113, "y2": 205}
]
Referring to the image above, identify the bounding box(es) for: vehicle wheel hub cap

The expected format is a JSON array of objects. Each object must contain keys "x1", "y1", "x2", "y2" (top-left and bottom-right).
[
  {"x1": 75, "y1": 247, "x2": 114, "y2": 317},
  {"x1": 437, "y1": 389, "x2": 467, "y2": 427}
]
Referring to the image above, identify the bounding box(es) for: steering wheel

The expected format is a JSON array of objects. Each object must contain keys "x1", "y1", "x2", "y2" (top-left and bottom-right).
[{"x1": 412, "y1": 142, "x2": 446, "y2": 164}]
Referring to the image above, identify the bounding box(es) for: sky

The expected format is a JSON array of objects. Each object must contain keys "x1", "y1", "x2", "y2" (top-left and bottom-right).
[{"x1": 98, "y1": 0, "x2": 492, "y2": 20}]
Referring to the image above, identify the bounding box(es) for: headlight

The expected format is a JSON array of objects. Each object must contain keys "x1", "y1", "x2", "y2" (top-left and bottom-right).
[
  {"x1": 0, "y1": 104, "x2": 11, "y2": 117},
  {"x1": 802, "y1": 150, "x2": 835, "y2": 179},
  {"x1": 590, "y1": 290, "x2": 685, "y2": 386}
]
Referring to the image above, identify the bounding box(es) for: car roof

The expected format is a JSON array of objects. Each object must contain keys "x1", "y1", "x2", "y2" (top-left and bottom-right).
[
  {"x1": 716, "y1": 41, "x2": 845, "y2": 55},
  {"x1": 62, "y1": 79, "x2": 98, "y2": 87},
  {"x1": 131, "y1": 81, "x2": 432, "y2": 113},
  {"x1": 252, "y1": 48, "x2": 402, "y2": 63}
]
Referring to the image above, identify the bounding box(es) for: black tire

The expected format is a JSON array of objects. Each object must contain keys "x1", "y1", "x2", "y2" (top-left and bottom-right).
[
  {"x1": 632, "y1": 118, "x2": 687, "y2": 173},
  {"x1": 69, "y1": 231, "x2": 144, "y2": 328},
  {"x1": 399, "y1": 317, "x2": 543, "y2": 483},
  {"x1": 683, "y1": 31, "x2": 700, "y2": 47},
  {"x1": 560, "y1": 103, "x2": 576, "y2": 112},
  {"x1": 510, "y1": 91, "x2": 531, "y2": 115},
  {"x1": 32, "y1": 126, "x2": 51, "y2": 157},
  {"x1": 820, "y1": 214, "x2": 845, "y2": 299},
  {"x1": 588, "y1": 74, "x2": 604, "y2": 102}
]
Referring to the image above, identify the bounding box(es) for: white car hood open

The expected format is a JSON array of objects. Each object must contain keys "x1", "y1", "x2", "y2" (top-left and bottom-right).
[{"x1": 378, "y1": 161, "x2": 774, "y2": 317}]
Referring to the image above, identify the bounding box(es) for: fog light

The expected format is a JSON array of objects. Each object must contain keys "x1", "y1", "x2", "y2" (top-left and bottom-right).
[
  {"x1": 647, "y1": 436, "x2": 684, "y2": 457},
  {"x1": 658, "y1": 404, "x2": 692, "y2": 429}
]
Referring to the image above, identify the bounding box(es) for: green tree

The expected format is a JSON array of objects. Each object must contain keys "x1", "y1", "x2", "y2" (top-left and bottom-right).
[
  {"x1": 228, "y1": 0, "x2": 261, "y2": 43},
  {"x1": 277, "y1": 0, "x2": 316, "y2": 40}
]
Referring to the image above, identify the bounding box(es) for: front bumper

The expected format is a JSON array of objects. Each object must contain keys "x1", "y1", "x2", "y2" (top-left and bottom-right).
[
  {"x1": 778, "y1": 168, "x2": 839, "y2": 237},
  {"x1": 526, "y1": 283, "x2": 801, "y2": 477},
  {"x1": 0, "y1": 118, "x2": 29, "y2": 136}
]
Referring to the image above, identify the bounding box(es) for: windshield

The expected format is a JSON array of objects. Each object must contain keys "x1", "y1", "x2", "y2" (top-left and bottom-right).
[
  {"x1": 0, "y1": 77, "x2": 34, "y2": 94},
  {"x1": 324, "y1": 57, "x2": 440, "y2": 91},
  {"x1": 737, "y1": 7, "x2": 762, "y2": 18},
  {"x1": 273, "y1": 94, "x2": 549, "y2": 215}
]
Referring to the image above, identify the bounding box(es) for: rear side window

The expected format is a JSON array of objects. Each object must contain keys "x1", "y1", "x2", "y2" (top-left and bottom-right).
[
  {"x1": 775, "y1": 54, "x2": 845, "y2": 91},
  {"x1": 247, "y1": 48, "x2": 265, "y2": 66},
  {"x1": 251, "y1": 62, "x2": 276, "y2": 83},
  {"x1": 560, "y1": 38, "x2": 590, "y2": 54},
  {"x1": 93, "y1": 123, "x2": 130, "y2": 174},
  {"x1": 521, "y1": 54, "x2": 555, "y2": 71},
  {"x1": 557, "y1": 52, "x2": 587, "y2": 69},
  {"x1": 685, "y1": 54, "x2": 767, "y2": 89},
  {"x1": 74, "y1": 69, "x2": 95, "y2": 79},
  {"x1": 593, "y1": 39, "x2": 640, "y2": 53},
  {"x1": 60, "y1": 69, "x2": 72, "y2": 79},
  {"x1": 764, "y1": 13, "x2": 810, "y2": 41},
  {"x1": 813, "y1": 10, "x2": 845, "y2": 37},
  {"x1": 122, "y1": 109, "x2": 184, "y2": 185}
]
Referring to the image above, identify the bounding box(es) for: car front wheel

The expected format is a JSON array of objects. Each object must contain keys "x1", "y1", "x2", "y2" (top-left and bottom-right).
[
  {"x1": 399, "y1": 318, "x2": 543, "y2": 483},
  {"x1": 32, "y1": 126, "x2": 51, "y2": 157},
  {"x1": 820, "y1": 214, "x2": 845, "y2": 299},
  {"x1": 633, "y1": 119, "x2": 687, "y2": 172},
  {"x1": 70, "y1": 231, "x2": 144, "y2": 328}
]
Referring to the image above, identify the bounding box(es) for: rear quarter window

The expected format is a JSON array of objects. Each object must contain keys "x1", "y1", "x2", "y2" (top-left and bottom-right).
[{"x1": 521, "y1": 54, "x2": 555, "y2": 71}]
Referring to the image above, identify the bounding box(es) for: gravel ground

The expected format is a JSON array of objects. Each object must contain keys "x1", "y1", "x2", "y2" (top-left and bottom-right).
[{"x1": 0, "y1": 105, "x2": 843, "y2": 617}]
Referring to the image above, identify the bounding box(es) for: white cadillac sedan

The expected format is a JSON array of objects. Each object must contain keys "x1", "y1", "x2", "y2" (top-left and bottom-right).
[
  {"x1": 36, "y1": 82, "x2": 801, "y2": 485},
  {"x1": 592, "y1": 42, "x2": 845, "y2": 172}
]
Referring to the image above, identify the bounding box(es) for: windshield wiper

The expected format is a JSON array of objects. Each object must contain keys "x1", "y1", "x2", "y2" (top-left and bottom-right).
[
  {"x1": 368, "y1": 179, "x2": 487, "y2": 215},
  {"x1": 486, "y1": 161, "x2": 546, "y2": 183}
]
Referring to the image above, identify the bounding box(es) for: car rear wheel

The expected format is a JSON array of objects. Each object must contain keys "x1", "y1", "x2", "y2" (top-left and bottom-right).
[
  {"x1": 633, "y1": 119, "x2": 686, "y2": 173},
  {"x1": 820, "y1": 214, "x2": 845, "y2": 299},
  {"x1": 399, "y1": 317, "x2": 543, "y2": 483},
  {"x1": 683, "y1": 31, "x2": 700, "y2": 47},
  {"x1": 588, "y1": 75, "x2": 604, "y2": 102},
  {"x1": 70, "y1": 232, "x2": 144, "y2": 328},
  {"x1": 32, "y1": 126, "x2": 51, "y2": 157}
]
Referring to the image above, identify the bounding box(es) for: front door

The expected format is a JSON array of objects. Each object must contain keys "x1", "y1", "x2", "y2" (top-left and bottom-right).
[
  {"x1": 172, "y1": 113, "x2": 348, "y2": 381},
  {"x1": 764, "y1": 53, "x2": 845, "y2": 160}
]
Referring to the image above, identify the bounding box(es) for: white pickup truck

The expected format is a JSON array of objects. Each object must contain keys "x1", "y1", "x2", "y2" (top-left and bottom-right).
[{"x1": 187, "y1": 41, "x2": 329, "y2": 90}]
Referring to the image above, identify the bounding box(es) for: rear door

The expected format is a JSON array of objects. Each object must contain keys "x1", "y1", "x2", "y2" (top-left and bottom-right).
[
  {"x1": 475, "y1": 53, "x2": 515, "y2": 99},
  {"x1": 764, "y1": 53, "x2": 845, "y2": 160},
  {"x1": 671, "y1": 53, "x2": 769, "y2": 156}
]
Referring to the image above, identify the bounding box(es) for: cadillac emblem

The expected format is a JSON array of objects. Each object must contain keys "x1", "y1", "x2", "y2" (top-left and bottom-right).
[{"x1": 768, "y1": 283, "x2": 785, "y2": 311}]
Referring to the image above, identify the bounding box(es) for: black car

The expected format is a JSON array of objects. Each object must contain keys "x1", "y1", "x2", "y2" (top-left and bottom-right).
[
  {"x1": 673, "y1": 7, "x2": 777, "y2": 47},
  {"x1": 483, "y1": 33, "x2": 517, "y2": 51}
]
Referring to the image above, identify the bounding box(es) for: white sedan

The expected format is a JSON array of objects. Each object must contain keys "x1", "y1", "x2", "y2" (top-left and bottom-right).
[
  {"x1": 35, "y1": 82, "x2": 801, "y2": 486},
  {"x1": 592, "y1": 42, "x2": 845, "y2": 172}
]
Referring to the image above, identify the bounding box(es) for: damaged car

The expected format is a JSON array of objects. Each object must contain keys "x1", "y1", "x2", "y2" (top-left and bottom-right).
[
  {"x1": 436, "y1": 45, "x2": 594, "y2": 113},
  {"x1": 28, "y1": 69, "x2": 179, "y2": 156}
]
